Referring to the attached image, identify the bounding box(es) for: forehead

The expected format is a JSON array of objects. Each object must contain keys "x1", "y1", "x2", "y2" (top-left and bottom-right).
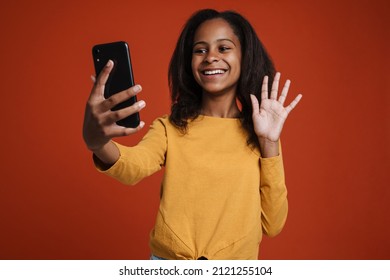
[{"x1": 194, "y1": 18, "x2": 239, "y2": 43}]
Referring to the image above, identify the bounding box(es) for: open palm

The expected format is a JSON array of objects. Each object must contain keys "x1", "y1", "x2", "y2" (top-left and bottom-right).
[{"x1": 250, "y1": 73, "x2": 302, "y2": 142}]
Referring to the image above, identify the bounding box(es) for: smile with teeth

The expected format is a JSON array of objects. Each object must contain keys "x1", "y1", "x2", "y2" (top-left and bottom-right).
[{"x1": 202, "y1": 69, "x2": 227, "y2": 75}]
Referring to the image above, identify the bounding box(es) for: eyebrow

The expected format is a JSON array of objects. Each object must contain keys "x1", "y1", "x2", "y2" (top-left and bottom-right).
[{"x1": 193, "y1": 38, "x2": 237, "y2": 47}]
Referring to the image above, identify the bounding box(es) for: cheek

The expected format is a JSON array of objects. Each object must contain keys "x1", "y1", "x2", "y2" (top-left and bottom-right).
[
  {"x1": 191, "y1": 58, "x2": 197, "y2": 75},
  {"x1": 230, "y1": 56, "x2": 241, "y2": 76},
  {"x1": 191, "y1": 58, "x2": 195, "y2": 74},
  {"x1": 233, "y1": 55, "x2": 242, "y2": 77},
  {"x1": 191, "y1": 57, "x2": 202, "y2": 82}
]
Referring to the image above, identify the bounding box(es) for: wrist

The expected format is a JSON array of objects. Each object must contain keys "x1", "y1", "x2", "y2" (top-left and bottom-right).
[
  {"x1": 258, "y1": 137, "x2": 279, "y2": 158},
  {"x1": 90, "y1": 141, "x2": 120, "y2": 166},
  {"x1": 86, "y1": 138, "x2": 111, "y2": 153},
  {"x1": 88, "y1": 143, "x2": 106, "y2": 153}
]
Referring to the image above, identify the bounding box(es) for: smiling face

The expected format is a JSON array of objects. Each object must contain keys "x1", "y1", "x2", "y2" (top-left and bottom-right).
[{"x1": 191, "y1": 18, "x2": 242, "y2": 97}]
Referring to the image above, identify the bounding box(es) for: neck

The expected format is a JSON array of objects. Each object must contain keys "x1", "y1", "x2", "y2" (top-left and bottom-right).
[{"x1": 201, "y1": 91, "x2": 240, "y2": 118}]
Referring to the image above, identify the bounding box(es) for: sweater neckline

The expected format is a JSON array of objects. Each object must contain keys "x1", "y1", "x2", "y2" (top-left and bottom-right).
[{"x1": 198, "y1": 114, "x2": 241, "y2": 121}]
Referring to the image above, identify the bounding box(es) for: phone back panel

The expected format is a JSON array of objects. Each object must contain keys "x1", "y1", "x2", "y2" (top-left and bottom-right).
[{"x1": 92, "y1": 41, "x2": 140, "y2": 128}]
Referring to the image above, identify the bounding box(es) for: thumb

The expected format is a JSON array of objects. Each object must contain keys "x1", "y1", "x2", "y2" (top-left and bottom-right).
[{"x1": 250, "y1": 94, "x2": 260, "y2": 116}]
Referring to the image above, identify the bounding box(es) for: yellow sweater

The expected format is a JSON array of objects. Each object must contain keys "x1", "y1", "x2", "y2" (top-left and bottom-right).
[{"x1": 99, "y1": 115, "x2": 288, "y2": 259}]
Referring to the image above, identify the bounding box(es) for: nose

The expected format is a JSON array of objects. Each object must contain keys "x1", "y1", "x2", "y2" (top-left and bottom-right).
[{"x1": 204, "y1": 49, "x2": 219, "y2": 63}]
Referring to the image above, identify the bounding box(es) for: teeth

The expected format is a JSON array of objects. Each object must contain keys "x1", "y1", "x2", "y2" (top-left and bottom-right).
[{"x1": 204, "y1": 69, "x2": 225, "y2": 75}]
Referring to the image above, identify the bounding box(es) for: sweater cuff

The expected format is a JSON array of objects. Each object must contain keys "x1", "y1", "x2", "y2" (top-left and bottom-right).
[
  {"x1": 259, "y1": 153, "x2": 282, "y2": 166},
  {"x1": 259, "y1": 154, "x2": 285, "y2": 187}
]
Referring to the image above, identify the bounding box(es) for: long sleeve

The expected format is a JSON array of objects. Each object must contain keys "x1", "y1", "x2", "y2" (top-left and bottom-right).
[
  {"x1": 259, "y1": 153, "x2": 288, "y2": 237},
  {"x1": 95, "y1": 118, "x2": 168, "y2": 185}
]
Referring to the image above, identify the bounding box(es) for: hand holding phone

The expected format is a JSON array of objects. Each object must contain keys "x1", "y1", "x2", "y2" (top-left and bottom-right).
[
  {"x1": 92, "y1": 41, "x2": 140, "y2": 128},
  {"x1": 83, "y1": 42, "x2": 146, "y2": 154}
]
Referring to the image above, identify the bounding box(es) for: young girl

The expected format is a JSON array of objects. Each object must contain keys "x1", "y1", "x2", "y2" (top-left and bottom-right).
[{"x1": 83, "y1": 9, "x2": 302, "y2": 260}]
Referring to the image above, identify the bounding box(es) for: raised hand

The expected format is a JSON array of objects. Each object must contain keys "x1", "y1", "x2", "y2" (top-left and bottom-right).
[
  {"x1": 83, "y1": 60, "x2": 146, "y2": 152},
  {"x1": 250, "y1": 72, "x2": 302, "y2": 156}
]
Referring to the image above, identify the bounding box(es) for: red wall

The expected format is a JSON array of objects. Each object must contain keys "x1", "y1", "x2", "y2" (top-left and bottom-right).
[{"x1": 0, "y1": 0, "x2": 388, "y2": 259}]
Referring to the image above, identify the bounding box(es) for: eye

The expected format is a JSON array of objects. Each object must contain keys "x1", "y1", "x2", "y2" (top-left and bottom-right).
[
  {"x1": 193, "y1": 48, "x2": 207, "y2": 54},
  {"x1": 219, "y1": 46, "x2": 231, "y2": 52}
]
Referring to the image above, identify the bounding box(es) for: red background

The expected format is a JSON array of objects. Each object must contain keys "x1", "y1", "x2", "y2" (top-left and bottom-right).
[{"x1": 0, "y1": 0, "x2": 388, "y2": 259}]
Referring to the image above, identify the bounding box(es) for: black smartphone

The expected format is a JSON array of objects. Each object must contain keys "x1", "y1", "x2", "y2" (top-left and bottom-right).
[{"x1": 92, "y1": 41, "x2": 140, "y2": 128}]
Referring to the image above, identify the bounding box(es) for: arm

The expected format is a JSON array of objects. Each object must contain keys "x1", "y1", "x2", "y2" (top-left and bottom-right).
[
  {"x1": 259, "y1": 145, "x2": 288, "y2": 237},
  {"x1": 95, "y1": 118, "x2": 168, "y2": 185},
  {"x1": 250, "y1": 72, "x2": 302, "y2": 235}
]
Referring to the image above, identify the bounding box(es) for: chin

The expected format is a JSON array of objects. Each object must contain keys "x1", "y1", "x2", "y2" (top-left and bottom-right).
[{"x1": 202, "y1": 85, "x2": 237, "y2": 96}]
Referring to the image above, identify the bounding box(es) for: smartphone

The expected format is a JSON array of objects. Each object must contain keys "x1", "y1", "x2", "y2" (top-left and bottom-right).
[{"x1": 92, "y1": 41, "x2": 140, "y2": 128}]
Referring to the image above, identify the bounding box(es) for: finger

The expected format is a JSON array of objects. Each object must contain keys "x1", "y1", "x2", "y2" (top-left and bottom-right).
[
  {"x1": 100, "y1": 84, "x2": 142, "y2": 112},
  {"x1": 96, "y1": 60, "x2": 113, "y2": 87},
  {"x1": 285, "y1": 94, "x2": 303, "y2": 114},
  {"x1": 103, "y1": 100, "x2": 146, "y2": 125},
  {"x1": 261, "y1": 75, "x2": 269, "y2": 100},
  {"x1": 105, "y1": 121, "x2": 145, "y2": 138},
  {"x1": 91, "y1": 75, "x2": 96, "y2": 84},
  {"x1": 90, "y1": 60, "x2": 114, "y2": 100},
  {"x1": 250, "y1": 94, "x2": 260, "y2": 116},
  {"x1": 278, "y1": 79, "x2": 291, "y2": 106},
  {"x1": 270, "y1": 72, "x2": 281, "y2": 100}
]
